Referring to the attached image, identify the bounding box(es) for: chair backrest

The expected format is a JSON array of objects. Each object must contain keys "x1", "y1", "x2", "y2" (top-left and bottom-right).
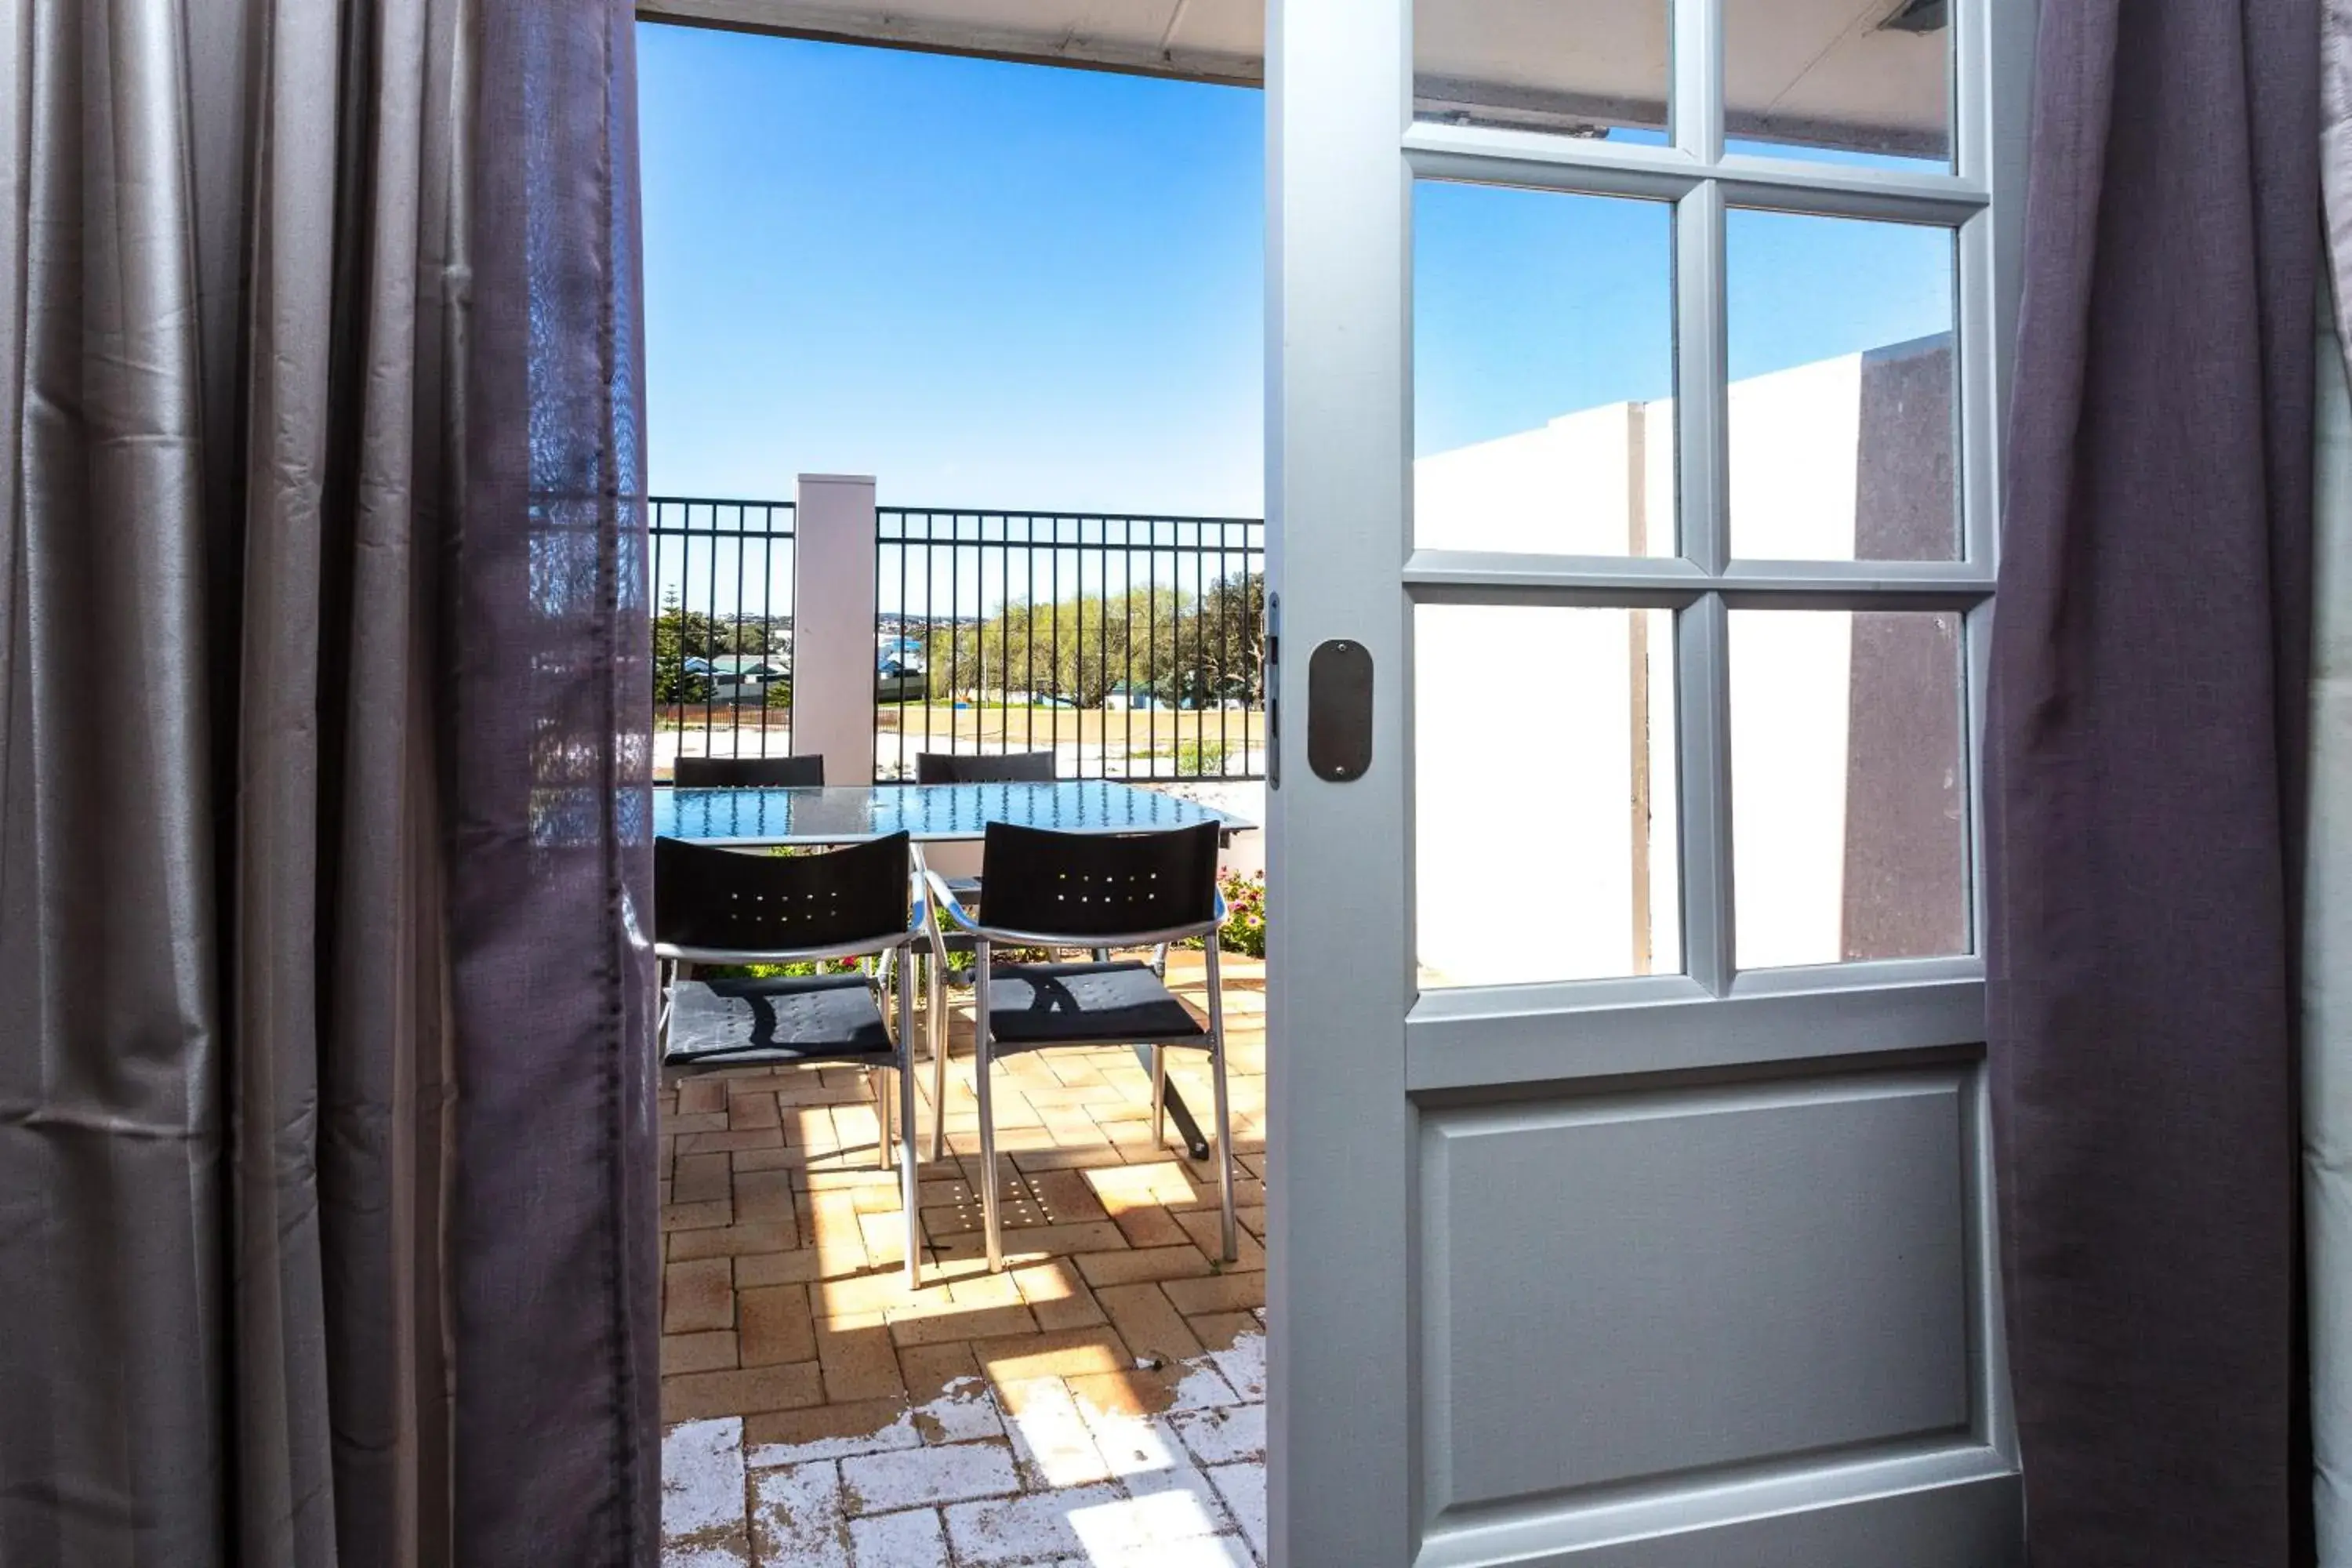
[
  {"x1": 978, "y1": 820, "x2": 1220, "y2": 939},
  {"x1": 914, "y1": 750, "x2": 1057, "y2": 785},
  {"x1": 673, "y1": 754, "x2": 824, "y2": 789},
  {"x1": 655, "y1": 832, "x2": 909, "y2": 953}
]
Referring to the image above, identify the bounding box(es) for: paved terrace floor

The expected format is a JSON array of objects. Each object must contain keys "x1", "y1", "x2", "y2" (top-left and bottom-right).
[{"x1": 660, "y1": 951, "x2": 1269, "y2": 1568}]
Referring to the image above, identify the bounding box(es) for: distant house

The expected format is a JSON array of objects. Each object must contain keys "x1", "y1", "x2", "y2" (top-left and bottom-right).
[
  {"x1": 706, "y1": 653, "x2": 786, "y2": 702},
  {"x1": 1105, "y1": 681, "x2": 1169, "y2": 711}
]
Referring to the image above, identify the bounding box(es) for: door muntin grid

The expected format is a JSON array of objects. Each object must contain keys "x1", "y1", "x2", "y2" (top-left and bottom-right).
[{"x1": 1403, "y1": 0, "x2": 2001, "y2": 1001}]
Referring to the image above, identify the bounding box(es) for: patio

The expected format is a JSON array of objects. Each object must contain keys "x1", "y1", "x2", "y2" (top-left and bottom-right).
[{"x1": 659, "y1": 949, "x2": 1270, "y2": 1566}]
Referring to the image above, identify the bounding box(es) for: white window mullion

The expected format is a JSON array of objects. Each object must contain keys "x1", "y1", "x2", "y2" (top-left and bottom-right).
[
  {"x1": 1674, "y1": 0, "x2": 1726, "y2": 163},
  {"x1": 1675, "y1": 180, "x2": 1727, "y2": 576},
  {"x1": 1679, "y1": 592, "x2": 1737, "y2": 995}
]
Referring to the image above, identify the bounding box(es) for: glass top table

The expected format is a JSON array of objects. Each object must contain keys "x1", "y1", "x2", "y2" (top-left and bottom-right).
[
  {"x1": 651, "y1": 779, "x2": 1256, "y2": 847},
  {"x1": 651, "y1": 778, "x2": 1253, "y2": 1163}
]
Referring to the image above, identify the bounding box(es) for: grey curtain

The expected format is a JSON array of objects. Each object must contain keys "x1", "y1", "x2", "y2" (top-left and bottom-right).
[
  {"x1": 1987, "y1": 0, "x2": 2318, "y2": 1561},
  {"x1": 0, "y1": 2, "x2": 659, "y2": 1565}
]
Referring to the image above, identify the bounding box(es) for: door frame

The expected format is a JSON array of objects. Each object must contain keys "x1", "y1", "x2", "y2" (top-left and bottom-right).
[{"x1": 1263, "y1": 0, "x2": 2038, "y2": 1560}]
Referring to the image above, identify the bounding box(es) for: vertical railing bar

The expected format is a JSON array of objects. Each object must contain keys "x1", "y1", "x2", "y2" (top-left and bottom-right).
[
  {"x1": 916, "y1": 511, "x2": 927, "y2": 771},
  {"x1": 899, "y1": 510, "x2": 910, "y2": 779},
  {"x1": 759, "y1": 504, "x2": 774, "y2": 761},
  {"x1": 1147, "y1": 521, "x2": 1157, "y2": 779},
  {"x1": 1024, "y1": 517, "x2": 1036, "y2": 760},
  {"x1": 652, "y1": 502, "x2": 664, "y2": 771},
  {"x1": 1218, "y1": 522, "x2": 1229, "y2": 779},
  {"x1": 1000, "y1": 516, "x2": 1013, "y2": 759},
  {"x1": 949, "y1": 513, "x2": 960, "y2": 759},
  {"x1": 896, "y1": 512, "x2": 905, "y2": 778},
  {"x1": 1181, "y1": 522, "x2": 1192, "y2": 778},
  {"x1": 895, "y1": 510, "x2": 906, "y2": 779},
  {"x1": 1193, "y1": 522, "x2": 1205, "y2": 778},
  {"x1": 732, "y1": 504, "x2": 750, "y2": 757},
  {"x1": 1177, "y1": 523, "x2": 1188, "y2": 778},
  {"x1": 1131, "y1": 516, "x2": 1137, "y2": 778},
  {"x1": 1198, "y1": 522, "x2": 1210, "y2": 779},
  {"x1": 700, "y1": 502, "x2": 718, "y2": 757},
  {"x1": 1051, "y1": 517, "x2": 1062, "y2": 771},
  {"x1": 1099, "y1": 519, "x2": 1109, "y2": 780},
  {"x1": 869, "y1": 513, "x2": 878, "y2": 779}
]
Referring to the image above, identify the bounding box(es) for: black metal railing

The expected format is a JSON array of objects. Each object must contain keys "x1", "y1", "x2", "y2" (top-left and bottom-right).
[
  {"x1": 876, "y1": 508, "x2": 1266, "y2": 782},
  {"x1": 650, "y1": 497, "x2": 795, "y2": 779}
]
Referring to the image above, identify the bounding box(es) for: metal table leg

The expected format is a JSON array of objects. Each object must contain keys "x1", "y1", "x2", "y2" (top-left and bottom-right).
[{"x1": 1134, "y1": 1046, "x2": 1211, "y2": 1160}]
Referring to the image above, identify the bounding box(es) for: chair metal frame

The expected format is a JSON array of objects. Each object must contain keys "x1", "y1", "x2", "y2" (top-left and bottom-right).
[
  {"x1": 655, "y1": 840, "x2": 938, "y2": 1289},
  {"x1": 923, "y1": 866, "x2": 1237, "y2": 1271}
]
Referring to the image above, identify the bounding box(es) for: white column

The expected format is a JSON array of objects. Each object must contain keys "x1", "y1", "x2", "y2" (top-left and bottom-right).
[{"x1": 792, "y1": 474, "x2": 878, "y2": 785}]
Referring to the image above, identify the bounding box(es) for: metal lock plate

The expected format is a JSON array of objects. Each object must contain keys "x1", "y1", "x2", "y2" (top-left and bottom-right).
[{"x1": 1305, "y1": 639, "x2": 1374, "y2": 782}]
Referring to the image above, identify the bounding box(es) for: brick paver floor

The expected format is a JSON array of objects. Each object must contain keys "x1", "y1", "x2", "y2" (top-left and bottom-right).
[{"x1": 660, "y1": 952, "x2": 1268, "y2": 1567}]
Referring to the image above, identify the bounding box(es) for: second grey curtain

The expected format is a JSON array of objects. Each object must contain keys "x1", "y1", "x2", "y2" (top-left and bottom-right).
[
  {"x1": 0, "y1": 2, "x2": 658, "y2": 1564},
  {"x1": 1987, "y1": 0, "x2": 2318, "y2": 1560}
]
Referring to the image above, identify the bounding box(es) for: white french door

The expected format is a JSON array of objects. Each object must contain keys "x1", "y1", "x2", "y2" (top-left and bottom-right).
[{"x1": 1262, "y1": 0, "x2": 2033, "y2": 1561}]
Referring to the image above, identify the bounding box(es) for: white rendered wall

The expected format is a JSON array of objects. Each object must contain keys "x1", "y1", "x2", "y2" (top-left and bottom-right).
[
  {"x1": 1723, "y1": 356, "x2": 1865, "y2": 968},
  {"x1": 1726, "y1": 354, "x2": 1866, "y2": 561},
  {"x1": 1414, "y1": 602, "x2": 1679, "y2": 985},
  {"x1": 1413, "y1": 401, "x2": 1679, "y2": 985},
  {"x1": 1414, "y1": 401, "x2": 1675, "y2": 556},
  {"x1": 1412, "y1": 354, "x2": 1878, "y2": 984}
]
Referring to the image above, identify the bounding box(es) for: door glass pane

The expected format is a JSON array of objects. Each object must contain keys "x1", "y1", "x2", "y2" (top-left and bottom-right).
[
  {"x1": 1414, "y1": 0, "x2": 1671, "y2": 143},
  {"x1": 1730, "y1": 608, "x2": 1968, "y2": 969},
  {"x1": 1417, "y1": 604, "x2": 1679, "y2": 988},
  {"x1": 1414, "y1": 184, "x2": 1675, "y2": 557},
  {"x1": 1726, "y1": 210, "x2": 1957, "y2": 561},
  {"x1": 1724, "y1": 0, "x2": 1951, "y2": 169}
]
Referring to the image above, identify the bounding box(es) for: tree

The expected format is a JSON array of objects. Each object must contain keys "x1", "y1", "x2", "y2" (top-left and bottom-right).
[
  {"x1": 915, "y1": 568, "x2": 1264, "y2": 710},
  {"x1": 652, "y1": 589, "x2": 716, "y2": 705}
]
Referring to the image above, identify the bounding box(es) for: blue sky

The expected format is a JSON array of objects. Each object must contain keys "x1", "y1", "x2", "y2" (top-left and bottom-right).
[
  {"x1": 638, "y1": 24, "x2": 1264, "y2": 517},
  {"x1": 637, "y1": 23, "x2": 1955, "y2": 516}
]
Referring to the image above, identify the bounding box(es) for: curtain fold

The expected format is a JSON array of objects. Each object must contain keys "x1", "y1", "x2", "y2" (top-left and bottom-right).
[
  {"x1": 2313, "y1": 13, "x2": 2352, "y2": 1554},
  {"x1": 0, "y1": 2, "x2": 655, "y2": 1564},
  {"x1": 1987, "y1": 0, "x2": 2318, "y2": 1561},
  {"x1": 2310, "y1": 282, "x2": 2352, "y2": 1568},
  {"x1": 452, "y1": 2, "x2": 660, "y2": 1558}
]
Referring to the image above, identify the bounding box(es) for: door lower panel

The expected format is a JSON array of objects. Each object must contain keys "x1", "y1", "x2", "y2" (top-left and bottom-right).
[{"x1": 1414, "y1": 1064, "x2": 2010, "y2": 1561}]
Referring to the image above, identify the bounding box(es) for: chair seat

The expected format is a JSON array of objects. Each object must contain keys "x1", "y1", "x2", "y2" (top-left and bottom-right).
[
  {"x1": 667, "y1": 973, "x2": 895, "y2": 1069},
  {"x1": 985, "y1": 961, "x2": 1207, "y2": 1049}
]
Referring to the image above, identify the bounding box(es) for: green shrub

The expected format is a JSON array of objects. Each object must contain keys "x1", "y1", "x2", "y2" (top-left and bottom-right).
[{"x1": 1175, "y1": 739, "x2": 1230, "y2": 775}]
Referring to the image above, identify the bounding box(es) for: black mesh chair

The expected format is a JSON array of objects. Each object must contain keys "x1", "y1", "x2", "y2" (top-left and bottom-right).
[
  {"x1": 913, "y1": 750, "x2": 1056, "y2": 785},
  {"x1": 909, "y1": 751, "x2": 1082, "y2": 1157},
  {"x1": 673, "y1": 754, "x2": 825, "y2": 788},
  {"x1": 924, "y1": 819, "x2": 1236, "y2": 1269},
  {"x1": 655, "y1": 830, "x2": 932, "y2": 1287},
  {"x1": 913, "y1": 752, "x2": 1057, "y2": 897}
]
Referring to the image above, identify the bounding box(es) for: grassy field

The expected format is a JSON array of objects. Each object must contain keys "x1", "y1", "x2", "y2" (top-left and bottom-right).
[{"x1": 655, "y1": 701, "x2": 1266, "y2": 782}]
